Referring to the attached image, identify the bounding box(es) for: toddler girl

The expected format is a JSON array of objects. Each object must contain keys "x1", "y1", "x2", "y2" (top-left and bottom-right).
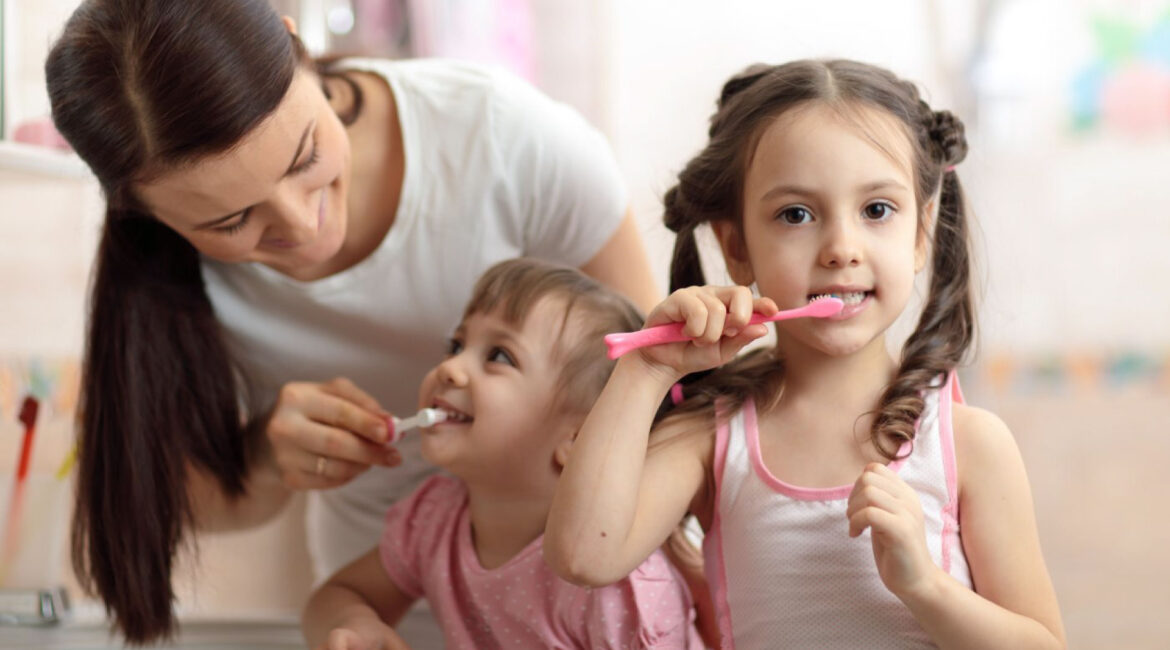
[{"x1": 303, "y1": 258, "x2": 703, "y2": 649}]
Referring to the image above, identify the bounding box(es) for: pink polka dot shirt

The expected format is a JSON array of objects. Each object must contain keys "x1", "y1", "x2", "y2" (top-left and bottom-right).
[{"x1": 379, "y1": 476, "x2": 704, "y2": 649}]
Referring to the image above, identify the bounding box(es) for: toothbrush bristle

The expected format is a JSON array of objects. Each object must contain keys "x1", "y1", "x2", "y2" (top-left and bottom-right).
[
  {"x1": 807, "y1": 296, "x2": 845, "y2": 317},
  {"x1": 421, "y1": 408, "x2": 448, "y2": 427}
]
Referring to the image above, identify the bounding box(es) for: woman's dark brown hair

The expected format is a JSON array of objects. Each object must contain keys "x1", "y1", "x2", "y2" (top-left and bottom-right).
[
  {"x1": 45, "y1": 0, "x2": 361, "y2": 642},
  {"x1": 663, "y1": 59, "x2": 973, "y2": 459}
]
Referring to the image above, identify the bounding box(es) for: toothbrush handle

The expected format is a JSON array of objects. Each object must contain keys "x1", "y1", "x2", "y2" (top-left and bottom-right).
[
  {"x1": 604, "y1": 323, "x2": 692, "y2": 359},
  {"x1": 604, "y1": 313, "x2": 774, "y2": 360},
  {"x1": 605, "y1": 299, "x2": 844, "y2": 360},
  {"x1": 386, "y1": 415, "x2": 410, "y2": 445}
]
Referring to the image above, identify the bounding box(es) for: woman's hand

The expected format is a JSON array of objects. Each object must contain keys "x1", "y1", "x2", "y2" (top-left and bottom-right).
[
  {"x1": 845, "y1": 463, "x2": 940, "y2": 601},
  {"x1": 316, "y1": 620, "x2": 411, "y2": 650},
  {"x1": 264, "y1": 377, "x2": 402, "y2": 490},
  {"x1": 631, "y1": 285, "x2": 776, "y2": 382}
]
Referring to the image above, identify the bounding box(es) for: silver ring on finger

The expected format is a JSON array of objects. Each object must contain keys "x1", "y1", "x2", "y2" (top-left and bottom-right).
[{"x1": 315, "y1": 455, "x2": 328, "y2": 477}]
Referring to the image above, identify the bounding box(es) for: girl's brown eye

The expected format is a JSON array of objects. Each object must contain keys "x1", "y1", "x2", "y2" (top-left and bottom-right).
[
  {"x1": 863, "y1": 202, "x2": 894, "y2": 220},
  {"x1": 488, "y1": 346, "x2": 516, "y2": 367},
  {"x1": 778, "y1": 206, "x2": 812, "y2": 225},
  {"x1": 446, "y1": 338, "x2": 463, "y2": 356}
]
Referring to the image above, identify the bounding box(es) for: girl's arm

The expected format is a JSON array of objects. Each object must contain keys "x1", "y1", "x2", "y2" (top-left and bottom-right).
[
  {"x1": 848, "y1": 405, "x2": 1066, "y2": 649},
  {"x1": 545, "y1": 357, "x2": 710, "y2": 586},
  {"x1": 302, "y1": 549, "x2": 416, "y2": 650},
  {"x1": 546, "y1": 286, "x2": 774, "y2": 586},
  {"x1": 579, "y1": 209, "x2": 661, "y2": 314},
  {"x1": 910, "y1": 404, "x2": 1065, "y2": 648}
]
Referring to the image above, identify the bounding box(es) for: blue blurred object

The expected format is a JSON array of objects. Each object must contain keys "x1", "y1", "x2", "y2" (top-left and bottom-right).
[
  {"x1": 1139, "y1": 15, "x2": 1170, "y2": 69},
  {"x1": 1069, "y1": 61, "x2": 1108, "y2": 129}
]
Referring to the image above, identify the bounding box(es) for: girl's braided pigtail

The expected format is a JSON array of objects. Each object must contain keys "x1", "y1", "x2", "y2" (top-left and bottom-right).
[{"x1": 872, "y1": 108, "x2": 975, "y2": 457}]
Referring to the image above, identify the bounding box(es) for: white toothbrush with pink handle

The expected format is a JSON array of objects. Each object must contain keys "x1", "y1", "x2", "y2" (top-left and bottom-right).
[{"x1": 604, "y1": 297, "x2": 844, "y2": 360}]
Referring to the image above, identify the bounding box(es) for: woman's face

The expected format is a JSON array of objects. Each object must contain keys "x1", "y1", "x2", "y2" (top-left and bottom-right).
[{"x1": 135, "y1": 68, "x2": 351, "y2": 279}]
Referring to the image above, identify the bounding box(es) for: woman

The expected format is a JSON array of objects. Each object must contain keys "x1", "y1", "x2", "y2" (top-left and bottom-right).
[{"x1": 46, "y1": 0, "x2": 658, "y2": 643}]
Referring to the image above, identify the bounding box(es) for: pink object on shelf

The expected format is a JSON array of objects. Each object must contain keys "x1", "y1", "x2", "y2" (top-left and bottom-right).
[
  {"x1": 1100, "y1": 62, "x2": 1170, "y2": 135},
  {"x1": 13, "y1": 119, "x2": 73, "y2": 152}
]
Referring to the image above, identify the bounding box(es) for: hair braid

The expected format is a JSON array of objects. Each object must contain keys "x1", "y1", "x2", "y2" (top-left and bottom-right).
[{"x1": 871, "y1": 111, "x2": 973, "y2": 457}]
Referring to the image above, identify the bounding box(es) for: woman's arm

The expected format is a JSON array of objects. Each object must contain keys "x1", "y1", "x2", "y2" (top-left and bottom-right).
[
  {"x1": 579, "y1": 209, "x2": 661, "y2": 313},
  {"x1": 861, "y1": 404, "x2": 1066, "y2": 649},
  {"x1": 186, "y1": 459, "x2": 291, "y2": 532},
  {"x1": 190, "y1": 378, "x2": 402, "y2": 532},
  {"x1": 302, "y1": 549, "x2": 416, "y2": 650}
]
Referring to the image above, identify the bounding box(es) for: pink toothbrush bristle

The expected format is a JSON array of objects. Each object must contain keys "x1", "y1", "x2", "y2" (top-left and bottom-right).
[{"x1": 802, "y1": 296, "x2": 845, "y2": 318}]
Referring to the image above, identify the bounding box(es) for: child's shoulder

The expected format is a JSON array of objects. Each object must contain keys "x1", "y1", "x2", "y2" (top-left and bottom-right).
[
  {"x1": 951, "y1": 403, "x2": 1027, "y2": 495},
  {"x1": 952, "y1": 403, "x2": 1016, "y2": 459}
]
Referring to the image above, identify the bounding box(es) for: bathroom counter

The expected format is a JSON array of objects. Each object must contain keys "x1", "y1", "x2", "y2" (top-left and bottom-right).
[{"x1": 2, "y1": 612, "x2": 305, "y2": 649}]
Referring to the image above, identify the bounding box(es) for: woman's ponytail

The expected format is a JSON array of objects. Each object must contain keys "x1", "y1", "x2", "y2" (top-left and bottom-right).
[
  {"x1": 47, "y1": 0, "x2": 305, "y2": 640},
  {"x1": 73, "y1": 211, "x2": 249, "y2": 641}
]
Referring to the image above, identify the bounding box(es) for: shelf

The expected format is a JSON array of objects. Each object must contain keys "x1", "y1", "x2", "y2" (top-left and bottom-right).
[{"x1": 0, "y1": 141, "x2": 91, "y2": 179}]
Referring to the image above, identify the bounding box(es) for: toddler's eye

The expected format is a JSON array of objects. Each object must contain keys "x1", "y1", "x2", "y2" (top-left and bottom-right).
[
  {"x1": 863, "y1": 202, "x2": 895, "y2": 220},
  {"x1": 445, "y1": 338, "x2": 463, "y2": 356},
  {"x1": 488, "y1": 346, "x2": 516, "y2": 367},
  {"x1": 777, "y1": 206, "x2": 813, "y2": 225}
]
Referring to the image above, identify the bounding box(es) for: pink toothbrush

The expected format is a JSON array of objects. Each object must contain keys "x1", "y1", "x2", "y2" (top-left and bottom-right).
[{"x1": 604, "y1": 297, "x2": 845, "y2": 360}]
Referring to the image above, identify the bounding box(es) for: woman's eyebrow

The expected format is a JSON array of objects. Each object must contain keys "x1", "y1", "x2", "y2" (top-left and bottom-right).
[{"x1": 193, "y1": 120, "x2": 315, "y2": 229}]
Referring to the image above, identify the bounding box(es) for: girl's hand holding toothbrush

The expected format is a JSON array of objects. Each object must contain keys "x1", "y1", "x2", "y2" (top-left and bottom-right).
[
  {"x1": 846, "y1": 462, "x2": 939, "y2": 602},
  {"x1": 264, "y1": 377, "x2": 403, "y2": 490},
  {"x1": 625, "y1": 285, "x2": 777, "y2": 382}
]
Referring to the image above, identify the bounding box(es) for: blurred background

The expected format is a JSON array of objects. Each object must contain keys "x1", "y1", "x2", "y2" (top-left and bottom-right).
[{"x1": 0, "y1": 0, "x2": 1167, "y2": 647}]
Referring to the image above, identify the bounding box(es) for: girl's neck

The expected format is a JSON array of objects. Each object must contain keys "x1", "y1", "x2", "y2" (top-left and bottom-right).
[
  {"x1": 464, "y1": 481, "x2": 552, "y2": 570},
  {"x1": 776, "y1": 336, "x2": 897, "y2": 408}
]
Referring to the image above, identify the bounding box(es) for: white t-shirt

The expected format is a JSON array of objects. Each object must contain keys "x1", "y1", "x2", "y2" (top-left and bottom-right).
[{"x1": 201, "y1": 58, "x2": 627, "y2": 580}]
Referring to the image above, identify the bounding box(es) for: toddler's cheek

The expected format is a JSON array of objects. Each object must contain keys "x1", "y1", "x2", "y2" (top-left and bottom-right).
[{"x1": 418, "y1": 370, "x2": 439, "y2": 409}]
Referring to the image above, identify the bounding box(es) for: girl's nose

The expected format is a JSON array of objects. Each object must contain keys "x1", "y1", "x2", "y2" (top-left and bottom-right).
[
  {"x1": 436, "y1": 357, "x2": 469, "y2": 387},
  {"x1": 818, "y1": 217, "x2": 862, "y2": 268}
]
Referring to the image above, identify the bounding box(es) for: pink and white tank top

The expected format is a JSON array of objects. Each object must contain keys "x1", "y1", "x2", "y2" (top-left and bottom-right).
[{"x1": 702, "y1": 372, "x2": 972, "y2": 649}]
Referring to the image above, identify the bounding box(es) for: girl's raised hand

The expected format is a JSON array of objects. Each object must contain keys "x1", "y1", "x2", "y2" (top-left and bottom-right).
[
  {"x1": 633, "y1": 285, "x2": 777, "y2": 380},
  {"x1": 845, "y1": 463, "x2": 940, "y2": 601},
  {"x1": 265, "y1": 377, "x2": 403, "y2": 490}
]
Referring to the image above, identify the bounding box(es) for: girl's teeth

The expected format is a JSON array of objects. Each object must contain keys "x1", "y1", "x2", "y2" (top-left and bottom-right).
[
  {"x1": 810, "y1": 292, "x2": 867, "y2": 305},
  {"x1": 442, "y1": 408, "x2": 471, "y2": 422}
]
